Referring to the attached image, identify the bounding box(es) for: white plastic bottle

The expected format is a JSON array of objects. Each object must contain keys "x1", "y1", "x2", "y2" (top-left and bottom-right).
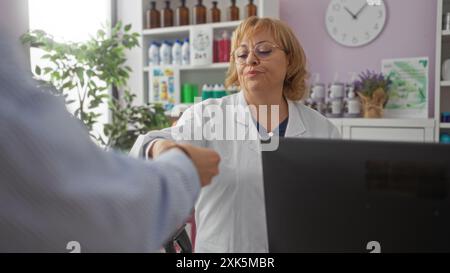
[
  {"x1": 160, "y1": 41, "x2": 172, "y2": 65},
  {"x1": 201, "y1": 84, "x2": 211, "y2": 100},
  {"x1": 212, "y1": 84, "x2": 220, "y2": 99},
  {"x1": 172, "y1": 39, "x2": 182, "y2": 65},
  {"x1": 182, "y1": 38, "x2": 190, "y2": 65},
  {"x1": 148, "y1": 42, "x2": 160, "y2": 66},
  {"x1": 219, "y1": 84, "x2": 227, "y2": 98}
]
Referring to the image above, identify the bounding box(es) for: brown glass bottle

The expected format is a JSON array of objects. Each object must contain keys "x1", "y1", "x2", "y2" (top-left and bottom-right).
[
  {"x1": 247, "y1": 0, "x2": 257, "y2": 18},
  {"x1": 146, "y1": 1, "x2": 161, "y2": 29},
  {"x1": 211, "y1": 1, "x2": 221, "y2": 23},
  {"x1": 229, "y1": 0, "x2": 240, "y2": 21},
  {"x1": 177, "y1": 0, "x2": 190, "y2": 26},
  {"x1": 162, "y1": 1, "x2": 174, "y2": 27},
  {"x1": 193, "y1": 0, "x2": 207, "y2": 25}
]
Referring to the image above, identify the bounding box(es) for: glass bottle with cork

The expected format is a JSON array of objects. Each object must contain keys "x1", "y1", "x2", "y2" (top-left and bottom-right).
[
  {"x1": 229, "y1": 0, "x2": 240, "y2": 21},
  {"x1": 146, "y1": 1, "x2": 161, "y2": 29},
  {"x1": 247, "y1": 0, "x2": 257, "y2": 18},
  {"x1": 177, "y1": 0, "x2": 190, "y2": 26},
  {"x1": 193, "y1": 0, "x2": 207, "y2": 25},
  {"x1": 162, "y1": 1, "x2": 174, "y2": 27},
  {"x1": 211, "y1": 1, "x2": 221, "y2": 23}
]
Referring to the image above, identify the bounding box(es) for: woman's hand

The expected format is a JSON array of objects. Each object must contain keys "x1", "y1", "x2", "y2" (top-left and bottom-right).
[{"x1": 150, "y1": 140, "x2": 221, "y2": 187}]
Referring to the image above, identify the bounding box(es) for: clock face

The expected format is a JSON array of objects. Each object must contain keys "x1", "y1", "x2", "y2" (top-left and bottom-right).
[{"x1": 325, "y1": 0, "x2": 387, "y2": 47}]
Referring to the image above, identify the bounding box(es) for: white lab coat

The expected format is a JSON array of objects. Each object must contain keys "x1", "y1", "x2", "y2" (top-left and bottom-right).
[{"x1": 130, "y1": 91, "x2": 341, "y2": 253}]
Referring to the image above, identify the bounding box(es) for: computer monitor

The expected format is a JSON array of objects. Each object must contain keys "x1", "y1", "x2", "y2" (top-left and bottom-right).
[{"x1": 262, "y1": 138, "x2": 450, "y2": 253}]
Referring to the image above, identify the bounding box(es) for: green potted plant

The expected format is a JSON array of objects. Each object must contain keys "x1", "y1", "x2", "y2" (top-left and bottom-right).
[
  {"x1": 21, "y1": 22, "x2": 170, "y2": 152},
  {"x1": 353, "y1": 70, "x2": 392, "y2": 118}
]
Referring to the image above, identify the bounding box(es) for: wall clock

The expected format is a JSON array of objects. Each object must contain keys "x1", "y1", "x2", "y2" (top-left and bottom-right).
[{"x1": 325, "y1": 0, "x2": 387, "y2": 47}]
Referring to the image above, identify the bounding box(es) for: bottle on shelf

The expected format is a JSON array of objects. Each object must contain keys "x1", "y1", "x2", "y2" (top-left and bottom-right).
[
  {"x1": 218, "y1": 30, "x2": 231, "y2": 62},
  {"x1": 160, "y1": 41, "x2": 172, "y2": 65},
  {"x1": 309, "y1": 83, "x2": 326, "y2": 115},
  {"x1": 202, "y1": 84, "x2": 212, "y2": 100},
  {"x1": 193, "y1": 0, "x2": 207, "y2": 25},
  {"x1": 146, "y1": 1, "x2": 161, "y2": 29},
  {"x1": 213, "y1": 35, "x2": 220, "y2": 63},
  {"x1": 211, "y1": 1, "x2": 221, "y2": 23},
  {"x1": 246, "y1": 0, "x2": 257, "y2": 18},
  {"x1": 148, "y1": 42, "x2": 160, "y2": 66},
  {"x1": 172, "y1": 39, "x2": 182, "y2": 65},
  {"x1": 343, "y1": 84, "x2": 362, "y2": 118},
  {"x1": 182, "y1": 38, "x2": 190, "y2": 65},
  {"x1": 177, "y1": 0, "x2": 190, "y2": 26},
  {"x1": 162, "y1": 1, "x2": 174, "y2": 27},
  {"x1": 229, "y1": 0, "x2": 240, "y2": 21}
]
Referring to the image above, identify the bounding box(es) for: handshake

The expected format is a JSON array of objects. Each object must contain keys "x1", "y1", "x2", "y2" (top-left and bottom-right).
[{"x1": 149, "y1": 140, "x2": 221, "y2": 187}]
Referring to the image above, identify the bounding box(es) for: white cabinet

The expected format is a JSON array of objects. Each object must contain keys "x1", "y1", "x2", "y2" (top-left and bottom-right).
[
  {"x1": 435, "y1": 0, "x2": 450, "y2": 142},
  {"x1": 117, "y1": 0, "x2": 279, "y2": 106},
  {"x1": 329, "y1": 118, "x2": 435, "y2": 143}
]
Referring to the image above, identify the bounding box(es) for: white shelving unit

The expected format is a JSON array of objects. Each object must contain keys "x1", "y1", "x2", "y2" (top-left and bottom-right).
[
  {"x1": 117, "y1": 0, "x2": 279, "y2": 106},
  {"x1": 435, "y1": 0, "x2": 450, "y2": 142}
]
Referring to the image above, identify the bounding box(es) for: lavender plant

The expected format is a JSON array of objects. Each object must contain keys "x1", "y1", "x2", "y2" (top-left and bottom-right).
[{"x1": 353, "y1": 70, "x2": 392, "y2": 98}]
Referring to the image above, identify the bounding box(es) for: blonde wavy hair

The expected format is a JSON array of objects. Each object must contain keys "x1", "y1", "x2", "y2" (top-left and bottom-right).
[{"x1": 225, "y1": 16, "x2": 309, "y2": 101}]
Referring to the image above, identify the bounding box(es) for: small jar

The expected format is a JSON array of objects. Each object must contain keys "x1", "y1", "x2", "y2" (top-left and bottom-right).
[{"x1": 326, "y1": 97, "x2": 344, "y2": 118}]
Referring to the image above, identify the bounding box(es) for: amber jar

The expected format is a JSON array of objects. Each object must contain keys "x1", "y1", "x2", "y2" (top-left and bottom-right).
[
  {"x1": 177, "y1": 0, "x2": 190, "y2": 26},
  {"x1": 163, "y1": 1, "x2": 174, "y2": 27},
  {"x1": 229, "y1": 0, "x2": 240, "y2": 21},
  {"x1": 211, "y1": 1, "x2": 221, "y2": 23},
  {"x1": 193, "y1": 0, "x2": 207, "y2": 24},
  {"x1": 247, "y1": 0, "x2": 257, "y2": 18},
  {"x1": 146, "y1": 1, "x2": 161, "y2": 29}
]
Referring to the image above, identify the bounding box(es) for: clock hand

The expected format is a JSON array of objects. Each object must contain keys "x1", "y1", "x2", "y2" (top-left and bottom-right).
[
  {"x1": 354, "y1": 3, "x2": 368, "y2": 19},
  {"x1": 344, "y1": 6, "x2": 357, "y2": 19}
]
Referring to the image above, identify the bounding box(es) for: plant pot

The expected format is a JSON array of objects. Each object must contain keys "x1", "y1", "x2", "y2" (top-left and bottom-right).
[{"x1": 357, "y1": 88, "x2": 387, "y2": 119}]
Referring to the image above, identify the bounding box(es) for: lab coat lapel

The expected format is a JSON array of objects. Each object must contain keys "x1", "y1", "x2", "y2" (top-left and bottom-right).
[
  {"x1": 285, "y1": 99, "x2": 307, "y2": 137},
  {"x1": 235, "y1": 92, "x2": 261, "y2": 153}
]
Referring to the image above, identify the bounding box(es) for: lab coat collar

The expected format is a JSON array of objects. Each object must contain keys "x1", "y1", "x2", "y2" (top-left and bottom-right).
[{"x1": 235, "y1": 91, "x2": 307, "y2": 137}]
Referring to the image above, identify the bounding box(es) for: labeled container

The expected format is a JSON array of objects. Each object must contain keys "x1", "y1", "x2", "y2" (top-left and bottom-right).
[
  {"x1": 329, "y1": 82, "x2": 345, "y2": 99},
  {"x1": 229, "y1": 0, "x2": 240, "y2": 21},
  {"x1": 193, "y1": 0, "x2": 207, "y2": 24},
  {"x1": 162, "y1": 1, "x2": 174, "y2": 27},
  {"x1": 213, "y1": 35, "x2": 220, "y2": 63},
  {"x1": 326, "y1": 97, "x2": 344, "y2": 118},
  {"x1": 146, "y1": 1, "x2": 161, "y2": 29},
  {"x1": 182, "y1": 38, "x2": 190, "y2": 65},
  {"x1": 211, "y1": 1, "x2": 221, "y2": 23},
  {"x1": 343, "y1": 85, "x2": 362, "y2": 118},
  {"x1": 440, "y1": 133, "x2": 450, "y2": 144},
  {"x1": 172, "y1": 39, "x2": 182, "y2": 65},
  {"x1": 441, "y1": 112, "x2": 450, "y2": 123},
  {"x1": 148, "y1": 42, "x2": 160, "y2": 66},
  {"x1": 247, "y1": 0, "x2": 257, "y2": 17},
  {"x1": 202, "y1": 84, "x2": 213, "y2": 100},
  {"x1": 218, "y1": 30, "x2": 231, "y2": 62},
  {"x1": 182, "y1": 83, "x2": 198, "y2": 103},
  {"x1": 160, "y1": 41, "x2": 172, "y2": 65},
  {"x1": 177, "y1": 0, "x2": 190, "y2": 26}
]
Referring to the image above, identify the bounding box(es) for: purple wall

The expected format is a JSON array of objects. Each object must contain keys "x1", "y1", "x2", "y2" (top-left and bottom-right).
[{"x1": 280, "y1": 0, "x2": 437, "y2": 117}]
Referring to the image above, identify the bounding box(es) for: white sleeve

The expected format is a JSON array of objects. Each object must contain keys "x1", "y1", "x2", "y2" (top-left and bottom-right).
[{"x1": 130, "y1": 104, "x2": 206, "y2": 159}]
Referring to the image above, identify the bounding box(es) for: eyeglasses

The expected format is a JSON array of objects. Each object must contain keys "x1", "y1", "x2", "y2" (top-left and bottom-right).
[{"x1": 233, "y1": 42, "x2": 286, "y2": 64}]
